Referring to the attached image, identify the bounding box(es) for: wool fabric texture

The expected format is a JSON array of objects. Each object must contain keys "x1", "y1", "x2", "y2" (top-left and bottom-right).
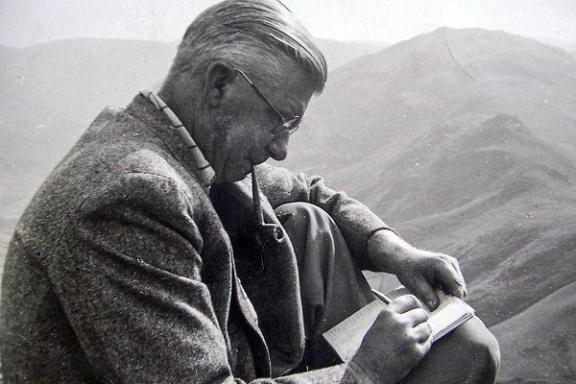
[{"x1": 0, "y1": 94, "x2": 393, "y2": 383}]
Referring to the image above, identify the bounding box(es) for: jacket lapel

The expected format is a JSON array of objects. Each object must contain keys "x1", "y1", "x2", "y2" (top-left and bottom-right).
[{"x1": 210, "y1": 177, "x2": 305, "y2": 376}]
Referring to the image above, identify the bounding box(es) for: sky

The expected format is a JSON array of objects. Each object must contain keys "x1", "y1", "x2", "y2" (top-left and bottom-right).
[{"x1": 0, "y1": 0, "x2": 574, "y2": 48}]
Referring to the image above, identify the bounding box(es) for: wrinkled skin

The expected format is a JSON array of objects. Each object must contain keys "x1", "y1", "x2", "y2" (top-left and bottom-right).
[{"x1": 351, "y1": 295, "x2": 432, "y2": 384}]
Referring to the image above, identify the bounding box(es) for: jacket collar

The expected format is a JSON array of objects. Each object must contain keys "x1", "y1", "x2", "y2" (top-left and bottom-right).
[{"x1": 125, "y1": 93, "x2": 211, "y2": 188}]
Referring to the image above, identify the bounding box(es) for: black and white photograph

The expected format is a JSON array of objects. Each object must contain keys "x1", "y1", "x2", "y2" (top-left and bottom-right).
[{"x1": 1, "y1": 1, "x2": 575, "y2": 383}]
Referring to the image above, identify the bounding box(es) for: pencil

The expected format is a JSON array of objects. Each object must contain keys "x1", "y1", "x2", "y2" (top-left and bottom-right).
[{"x1": 371, "y1": 289, "x2": 392, "y2": 304}]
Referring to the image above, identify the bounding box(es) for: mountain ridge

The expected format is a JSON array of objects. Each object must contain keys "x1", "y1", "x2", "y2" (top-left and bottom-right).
[
  {"x1": 285, "y1": 27, "x2": 576, "y2": 174},
  {"x1": 359, "y1": 113, "x2": 576, "y2": 382}
]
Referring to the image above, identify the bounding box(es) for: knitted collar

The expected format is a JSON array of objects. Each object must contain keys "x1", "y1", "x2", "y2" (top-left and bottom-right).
[{"x1": 140, "y1": 91, "x2": 215, "y2": 188}]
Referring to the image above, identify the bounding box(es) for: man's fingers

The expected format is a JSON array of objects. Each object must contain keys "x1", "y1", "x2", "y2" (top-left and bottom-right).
[
  {"x1": 410, "y1": 277, "x2": 439, "y2": 310},
  {"x1": 441, "y1": 255, "x2": 467, "y2": 297},
  {"x1": 411, "y1": 321, "x2": 432, "y2": 343},
  {"x1": 418, "y1": 328, "x2": 433, "y2": 355},
  {"x1": 388, "y1": 294, "x2": 421, "y2": 314},
  {"x1": 436, "y1": 258, "x2": 466, "y2": 299},
  {"x1": 404, "y1": 308, "x2": 429, "y2": 327}
]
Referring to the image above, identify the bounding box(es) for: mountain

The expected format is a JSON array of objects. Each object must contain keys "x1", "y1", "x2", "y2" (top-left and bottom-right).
[
  {"x1": 280, "y1": 28, "x2": 576, "y2": 383},
  {"x1": 0, "y1": 39, "x2": 177, "y2": 219},
  {"x1": 362, "y1": 113, "x2": 576, "y2": 383},
  {"x1": 284, "y1": 27, "x2": 576, "y2": 177},
  {"x1": 315, "y1": 39, "x2": 387, "y2": 70},
  {"x1": 0, "y1": 37, "x2": 384, "y2": 221},
  {"x1": 539, "y1": 37, "x2": 576, "y2": 56}
]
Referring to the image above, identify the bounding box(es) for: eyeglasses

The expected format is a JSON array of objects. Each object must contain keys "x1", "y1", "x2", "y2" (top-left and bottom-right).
[{"x1": 234, "y1": 68, "x2": 301, "y2": 135}]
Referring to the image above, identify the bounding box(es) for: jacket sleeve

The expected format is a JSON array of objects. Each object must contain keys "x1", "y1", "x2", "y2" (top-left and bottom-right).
[
  {"x1": 257, "y1": 164, "x2": 394, "y2": 270},
  {"x1": 48, "y1": 171, "x2": 363, "y2": 384}
]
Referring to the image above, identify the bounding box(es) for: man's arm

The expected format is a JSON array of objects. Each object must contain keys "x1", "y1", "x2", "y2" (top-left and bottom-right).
[
  {"x1": 257, "y1": 164, "x2": 466, "y2": 309},
  {"x1": 366, "y1": 230, "x2": 466, "y2": 309}
]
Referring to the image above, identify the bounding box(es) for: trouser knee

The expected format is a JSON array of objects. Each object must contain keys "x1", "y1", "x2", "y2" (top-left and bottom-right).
[
  {"x1": 454, "y1": 318, "x2": 501, "y2": 382},
  {"x1": 275, "y1": 202, "x2": 335, "y2": 252},
  {"x1": 274, "y1": 202, "x2": 356, "y2": 296},
  {"x1": 275, "y1": 202, "x2": 328, "y2": 220},
  {"x1": 472, "y1": 328, "x2": 500, "y2": 381},
  {"x1": 403, "y1": 316, "x2": 500, "y2": 384},
  {"x1": 275, "y1": 201, "x2": 351, "y2": 272}
]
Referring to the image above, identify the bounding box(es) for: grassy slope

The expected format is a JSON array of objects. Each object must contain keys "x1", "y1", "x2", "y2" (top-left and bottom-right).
[{"x1": 329, "y1": 114, "x2": 576, "y2": 382}]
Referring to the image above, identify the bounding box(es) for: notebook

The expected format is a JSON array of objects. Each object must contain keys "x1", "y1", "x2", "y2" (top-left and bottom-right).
[{"x1": 323, "y1": 287, "x2": 475, "y2": 362}]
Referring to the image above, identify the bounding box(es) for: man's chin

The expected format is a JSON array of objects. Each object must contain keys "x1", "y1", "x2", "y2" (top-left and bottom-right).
[{"x1": 216, "y1": 165, "x2": 251, "y2": 183}]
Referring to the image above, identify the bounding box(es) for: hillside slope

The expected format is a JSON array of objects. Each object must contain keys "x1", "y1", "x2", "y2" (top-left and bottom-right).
[
  {"x1": 0, "y1": 39, "x2": 177, "y2": 217},
  {"x1": 0, "y1": 37, "x2": 382, "y2": 219},
  {"x1": 284, "y1": 27, "x2": 576, "y2": 175},
  {"x1": 350, "y1": 114, "x2": 576, "y2": 383},
  {"x1": 279, "y1": 29, "x2": 576, "y2": 382}
]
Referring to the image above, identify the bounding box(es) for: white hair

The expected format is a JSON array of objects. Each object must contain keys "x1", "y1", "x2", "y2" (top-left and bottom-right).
[{"x1": 167, "y1": 0, "x2": 327, "y2": 93}]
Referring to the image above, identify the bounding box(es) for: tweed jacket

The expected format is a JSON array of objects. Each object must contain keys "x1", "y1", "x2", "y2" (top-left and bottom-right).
[{"x1": 1, "y1": 94, "x2": 390, "y2": 383}]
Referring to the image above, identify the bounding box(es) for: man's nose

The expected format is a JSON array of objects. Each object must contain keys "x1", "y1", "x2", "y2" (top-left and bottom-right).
[{"x1": 267, "y1": 132, "x2": 289, "y2": 161}]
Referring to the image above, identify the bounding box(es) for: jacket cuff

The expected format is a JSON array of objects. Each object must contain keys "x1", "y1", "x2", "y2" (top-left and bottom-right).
[
  {"x1": 347, "y1": 361, "x2": 377, "y2": 384},
  {"x1": 366, "y1": 226, "x2": 401, "y2": 241},
  {"x1": 360, "y1": 226, "x2": 401, "y2": 271}
]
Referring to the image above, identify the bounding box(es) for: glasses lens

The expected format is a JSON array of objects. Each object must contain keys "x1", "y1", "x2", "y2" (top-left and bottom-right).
[{"x1": 275, "y1": 116, "x2": 301, "y2": 135}]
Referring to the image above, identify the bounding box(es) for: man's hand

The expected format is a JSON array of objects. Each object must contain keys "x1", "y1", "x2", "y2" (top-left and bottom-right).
[
  {"x1": 367, "y1": 230, "x2": 467, "y2": 310},
  {"x1": 350, "y1": 295, "x2": 432, "y2": 384}
]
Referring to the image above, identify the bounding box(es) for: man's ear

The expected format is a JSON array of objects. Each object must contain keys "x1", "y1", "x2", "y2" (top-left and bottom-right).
[{"x1": 205, "y1": 62, "x2": 236, "y2": 108}]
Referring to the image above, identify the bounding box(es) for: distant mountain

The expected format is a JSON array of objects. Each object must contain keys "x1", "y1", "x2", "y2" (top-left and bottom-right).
[
  {"x1": 315, "y1": 39, "x2": 387, "y2": 70},
  {"x1": 0, "y1": 37, "x2": 383, "y2": 219},
  {"x1": 280, "y1": 28, "x2": 576, "y2": 383},
  {"x1": 284, "y1": 27, "x2": 576, "y2": 177},
  {"x1": 363, "y1": 113, "x2": 576, "y2": 383},
  {"x1": 539, "y1": 37, "x2": 576, "y2": 56},
  {"x1": 0, "y1": 39, "x2": 177, "y2": 218}
]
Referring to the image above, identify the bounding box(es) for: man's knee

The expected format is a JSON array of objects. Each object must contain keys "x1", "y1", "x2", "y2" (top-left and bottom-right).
[
  {"x1": 275, "y1": 202, "x2": 344, "y2": 270},
  {"x1": 275, "y1": 202, "x2": 342, "y2": 261},
  {"x1": 449, "y1": 317, "x2": 500, "y2": 381},
  {"x1": 474, "y1": 327, "x2": 500, "y2": 381},
  {"x1": 405, "y1": 316, "x2": 500, "y2": 384},
  {"x1": 275, "y1": 202, "x2": 332, "y2": 230}
]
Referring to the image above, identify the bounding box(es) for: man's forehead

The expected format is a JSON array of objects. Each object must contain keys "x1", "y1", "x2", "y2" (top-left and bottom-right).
[
  {"x1": 265, "y1": 70, "x2": 314, "y2": 117},
  {"x1": 282, "y1": 98, "x2": 308, "y2": 119}
]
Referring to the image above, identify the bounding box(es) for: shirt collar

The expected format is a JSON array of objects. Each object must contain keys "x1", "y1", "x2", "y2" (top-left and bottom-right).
[{"x1": 140, "y1": 91, "x2": 215, "y2": 188}]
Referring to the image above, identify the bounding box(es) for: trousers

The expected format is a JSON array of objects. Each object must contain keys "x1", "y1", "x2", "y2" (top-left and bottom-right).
[{"x1": 276, "y1": 202, "x2": 500, "y2": 384}]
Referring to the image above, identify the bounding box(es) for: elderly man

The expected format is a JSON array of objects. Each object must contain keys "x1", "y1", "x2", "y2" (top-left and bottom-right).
[{"x1": 1, "y1": 1, "x2": 499, "y2": 383}]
